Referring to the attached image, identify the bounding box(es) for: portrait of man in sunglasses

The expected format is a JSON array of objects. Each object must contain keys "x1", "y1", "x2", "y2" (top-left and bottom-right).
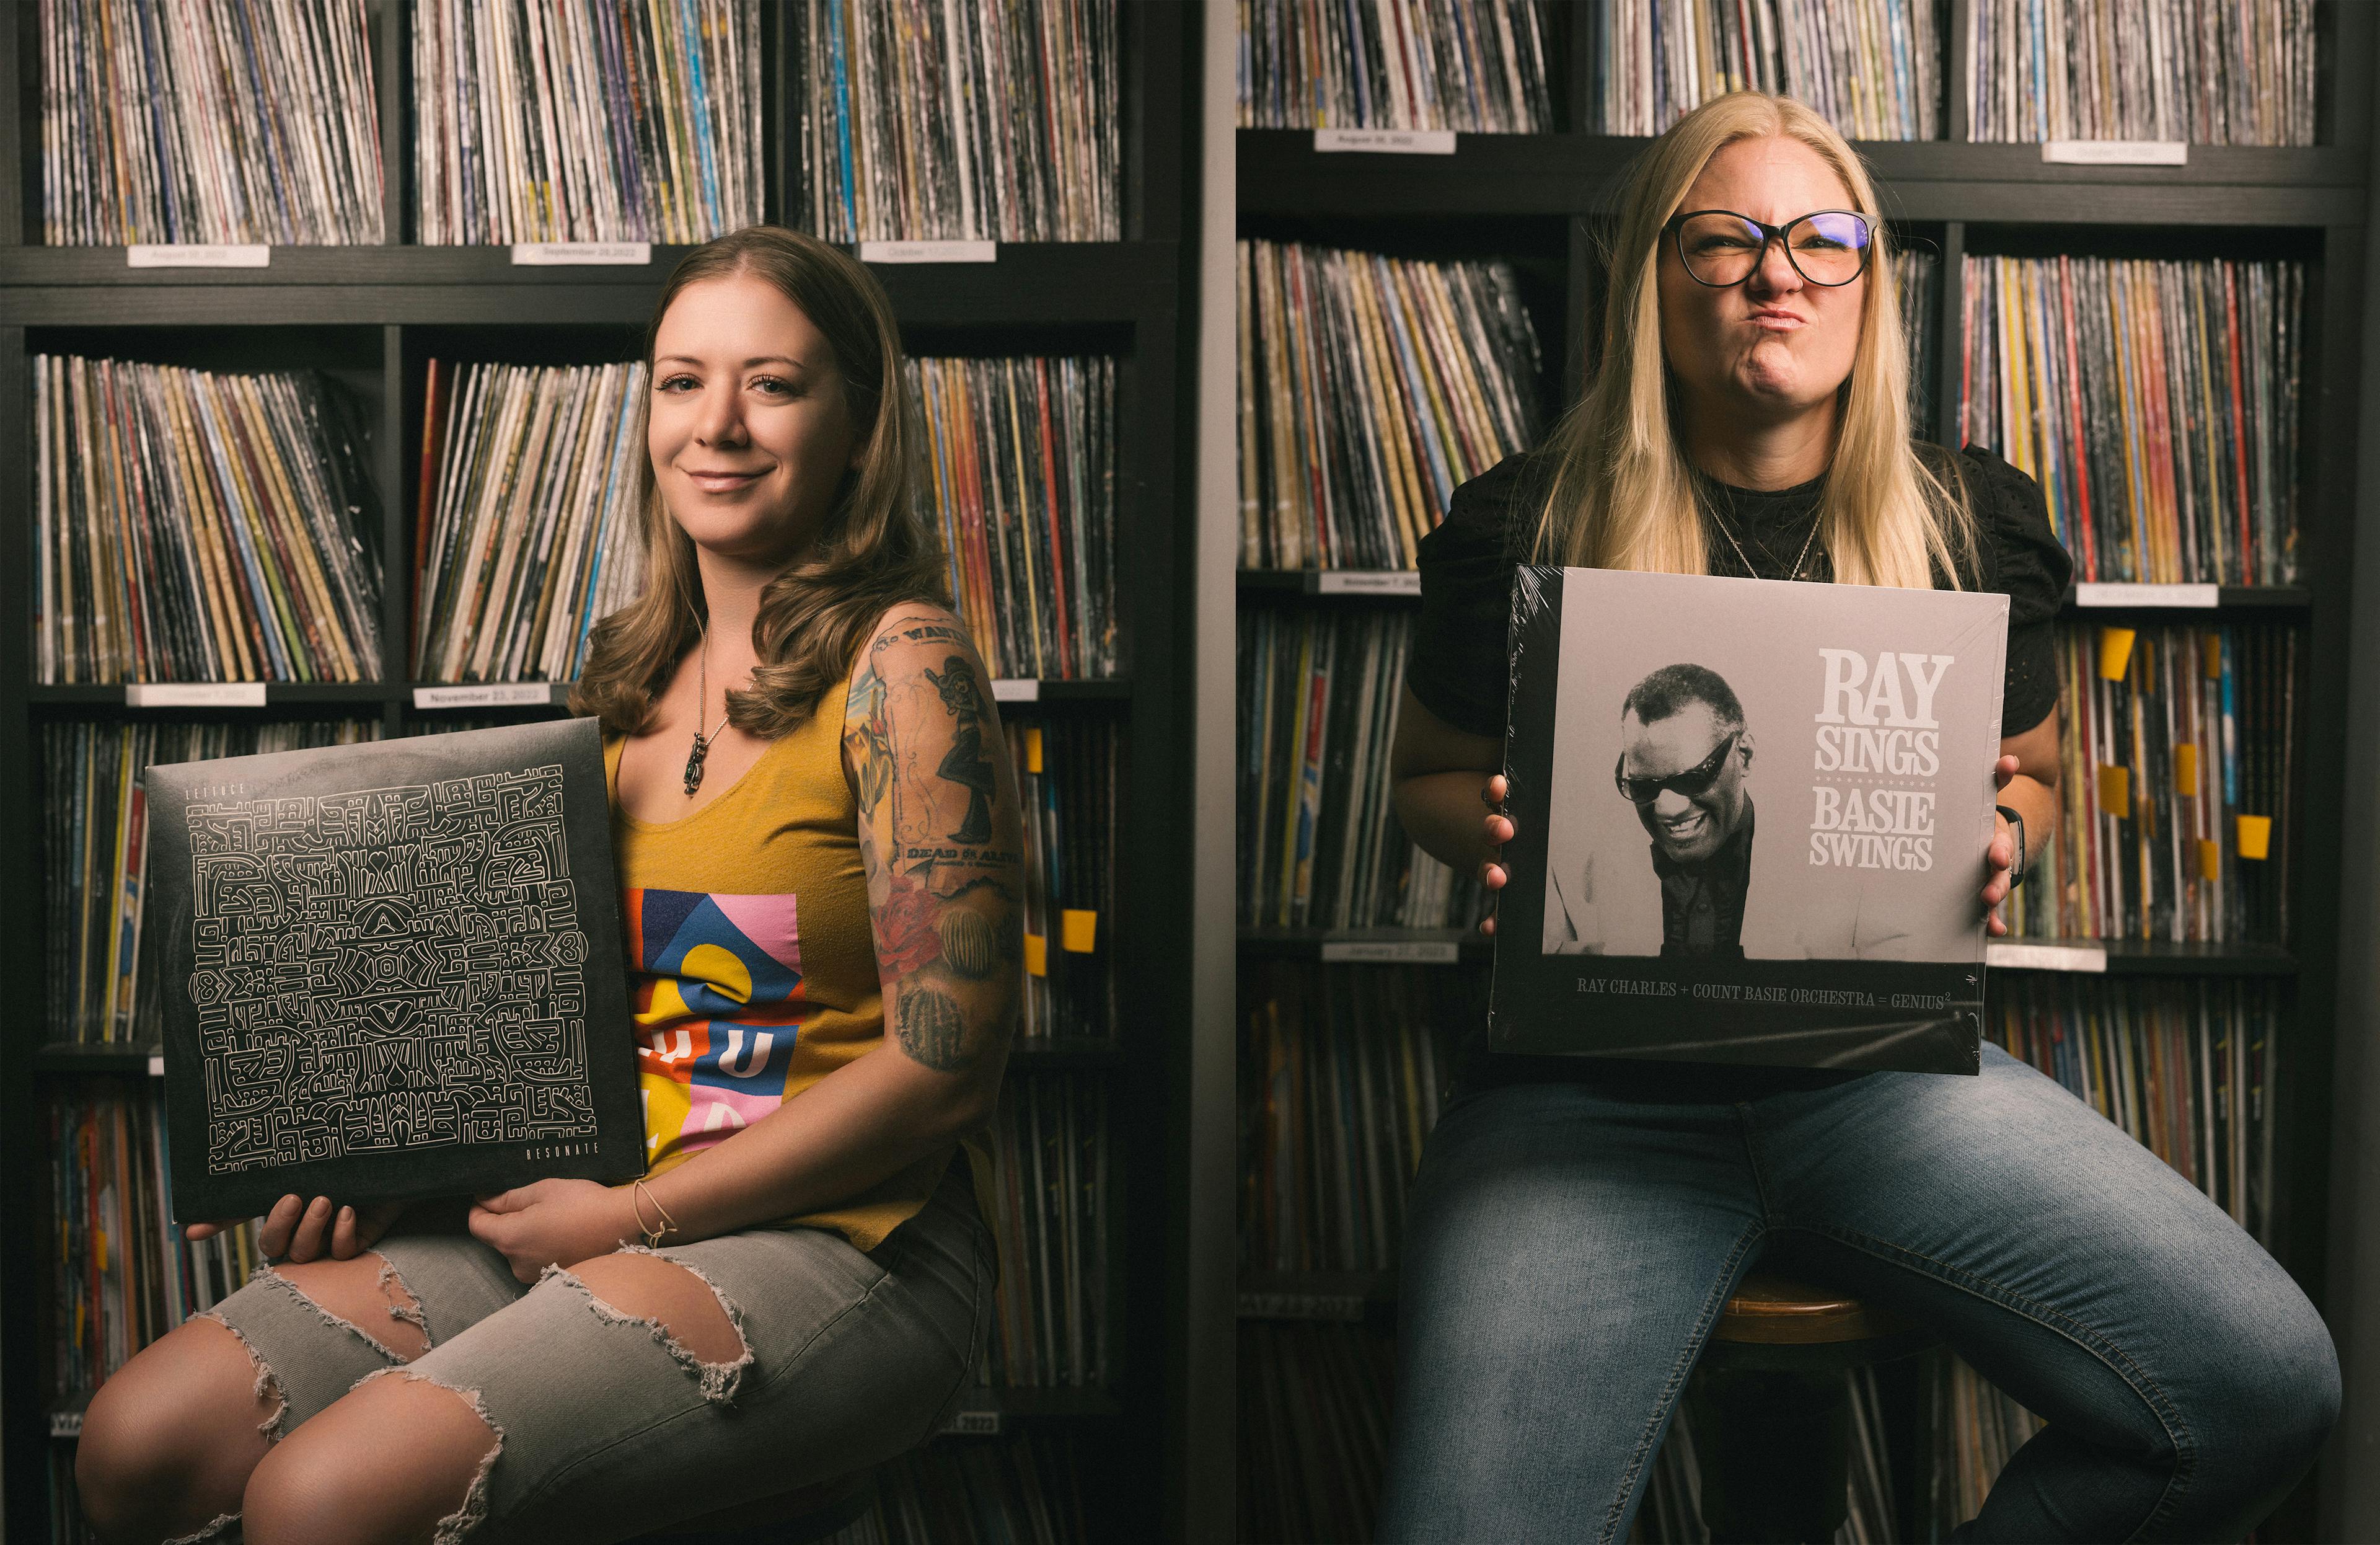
[
  {"x1": 1614, "y1": 663, "x2": 1755, "y2": 958},
  {"x1": 1544, "y1": 662, "x2": 1758, "y2": 959}
]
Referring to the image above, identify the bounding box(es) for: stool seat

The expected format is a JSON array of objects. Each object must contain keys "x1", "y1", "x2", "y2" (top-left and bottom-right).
[
  {"x1": 1692, "y1": 1275, "x2": 1938, "y2": 1543},
  {"x1": 1714, "y1": 1272, "x2": 1916, "y2": 1346}
]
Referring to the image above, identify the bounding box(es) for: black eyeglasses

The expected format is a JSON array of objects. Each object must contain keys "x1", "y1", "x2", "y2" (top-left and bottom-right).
[
  {"x1": 1665, "y1": 210, "x2": 1874, "y2": 288},
  {"x1": 1614, "y1": 731, "x2": 1742, "y2": 805}
]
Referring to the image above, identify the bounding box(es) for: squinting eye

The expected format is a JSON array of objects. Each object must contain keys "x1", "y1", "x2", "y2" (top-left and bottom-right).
[
  {"x1": 657, "y1": 375, "x2": 697, "y2": 392},
  {"x1": 751, "y1": 376, "x2": 795, "y2": 396}
]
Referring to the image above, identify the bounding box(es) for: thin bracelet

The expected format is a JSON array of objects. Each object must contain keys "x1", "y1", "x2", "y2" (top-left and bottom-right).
[{"x1": 631, "y1": 1178, "x2": 680, "y2": 1247}]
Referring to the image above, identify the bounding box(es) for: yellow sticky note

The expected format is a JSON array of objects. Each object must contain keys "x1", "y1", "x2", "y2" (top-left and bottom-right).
[
  {"x1": 2098, "y1": 627, "x2": 2136, "y2": 682},
  {"x1": 2203, "y1": 634, "x2": 2223, "y2": 680},
  {"x1": 2198, "y1": 839, "x2": 2221, "y2": 882},
  {"x1": 1024, "y1": 727, "x2": 1043, "y2": 774},
  {"x1": 1024, "y1": 934, "x2": 1047, "y2": 977},
  {"x1": 1060, "y1": 909, "x2": 1098, "y2": 953},
  {"x1": 2098, "y1": 764, "x2": 2131, "y2": 819},
  {"x1": 2174, "y1": 743, "x2": 2198, "y2": 790},
  {"x1": 2236, "y1": 815, "x2": 2272, "y2": 861}
]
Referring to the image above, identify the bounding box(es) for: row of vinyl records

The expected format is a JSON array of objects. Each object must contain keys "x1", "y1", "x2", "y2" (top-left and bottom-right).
[
  {"x1": 48, "y1": 1074, "x2": 1108, "y2": 1404},
  {"x1": 49, "y1": 1426, "x2": 1093, "y2": 1545},
  {"x1": 792, "y1": 0, "x2": 1119, "y2": 243},
  {"x1": 1236, "y1": 0, "x2": 2312, "y2": 144},
  {"x1": 1234, "y1": 0, "x2": 1559, "y2": 134},
  {"x1": 1961, "y1": 255, "x2": 2304, "y2": 586},
  {"x1": 38, "y1": 350, "x2": 1119, "y2": 686},
  {"x1": 1240, "y1": 967, "x2": 2280, "y2": 1278},
  {"x1": 1236, "y1": 1321, "x2": 1931, "y2": 1543},
  {"x1": 1236, "y1": 239, "x2": 1543, "y2": 572},
  {"x1": 40, "y1": 0, "x2": 1117, "y2": 246},
  {"x1": 1236, "y1": 609, "x2": 1485, "y2": 931},
  {"x1": 413, "y1": 0, "x2": 764, "y2": 246},
  {"x1": 42, "y1": 717, "x2": 1118, "y2": 1047},
  {"x1": 2004, "y1": 622, "x2": 2296, "y2": 947},
  {"x1": 1238, "y1": 241, "x2": 2296, "y2": 583}
]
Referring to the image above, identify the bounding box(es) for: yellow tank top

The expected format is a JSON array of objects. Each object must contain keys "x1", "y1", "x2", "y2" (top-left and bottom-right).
[{"x1": 604, "y1": 675, "x2": 989, "y2": 1252}]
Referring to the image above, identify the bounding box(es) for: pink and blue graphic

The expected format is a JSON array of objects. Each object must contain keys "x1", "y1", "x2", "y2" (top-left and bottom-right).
[{"x1": 624, "y1": 888, "x2": 804, "y2": 1162}]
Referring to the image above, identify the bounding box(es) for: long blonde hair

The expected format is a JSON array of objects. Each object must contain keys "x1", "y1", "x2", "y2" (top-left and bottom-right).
[
  {"x1": 1532, "y1": 92, "x2": 1976, "y2": 588},
  {"x1": 572, "y1": 226, "x2": 948, "y2": 738}
]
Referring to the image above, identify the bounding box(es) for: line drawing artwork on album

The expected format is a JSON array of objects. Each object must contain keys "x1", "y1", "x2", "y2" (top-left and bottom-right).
[{"x1": 183, "y1": 764, "x2": 600, "y2": 1174}]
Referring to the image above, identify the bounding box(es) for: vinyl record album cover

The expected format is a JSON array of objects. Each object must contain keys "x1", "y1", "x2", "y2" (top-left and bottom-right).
[
  {"x1": 144, "y1": 717, "x2": 642, "y2": 1221},
  {"x1": 1491, "y1": 567, "x2": 2011, "y2": 1074}
]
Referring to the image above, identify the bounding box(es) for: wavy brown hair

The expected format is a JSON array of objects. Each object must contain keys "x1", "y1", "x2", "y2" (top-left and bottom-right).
[{"x1": 571, "y1": 225, "x2": 947, "y2": 738}]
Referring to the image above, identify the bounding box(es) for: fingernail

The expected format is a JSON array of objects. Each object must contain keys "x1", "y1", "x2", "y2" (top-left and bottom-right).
[{"x1": 341, "y1": 1206, "x2": 355, "y2": 1224}]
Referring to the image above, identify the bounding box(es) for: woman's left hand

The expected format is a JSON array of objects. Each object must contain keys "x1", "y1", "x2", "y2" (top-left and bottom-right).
[
  {"x1": 1981, "y1": 753, "x2": 2021, "y2": 937},
  {"x1": 468, "y1": 1178, "x2": 642, "y2": 1283}
]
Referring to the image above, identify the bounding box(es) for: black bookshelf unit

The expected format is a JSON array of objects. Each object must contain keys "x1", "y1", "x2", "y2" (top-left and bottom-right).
[
  {"x1": 0, "y1": 2, "x2": 1202, "y2": 1541},
  {"x1": 1234, "y1": 5, "x2": 2370, "y2": 1535}
]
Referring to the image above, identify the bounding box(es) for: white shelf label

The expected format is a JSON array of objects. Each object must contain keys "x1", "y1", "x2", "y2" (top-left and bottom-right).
[
  {"x1": 857, "y1": 240, "x2": 997, "y2": 264},
  {"x1": 126, "y1": 683, "x2": 269, "y2": 707},
  {"x1": 126, "y1": 244, "x2": 270, "y2": 268},
  {"x1": 990, "y1": 678, "x2": 1040, "y2": 703},
  {"x1": 509, "y1": 242, "x2": 651, "y2": 265},
  {"x1": 1314, "y1": 128, "x2": 1457, "y2": 156},
  {"x1": 1986, "y1": 941, "x2": 2109, "y2": 973},
  {"x1": 148, "y1": 1055, "x2": 165, "y2": 1078},
  {"x1": 1315, "y1": 570, "x2": 1422, "y2": 595},
  {"x1": 1238, "y1": 1291, "x2": 1365, "y2": 1321},
  {"x1": 1321, "y1": 939, "x2": 1460, "y2": 965},
  {"x1": 2042, "y1": 139, "x2": 2188, "y2": 166},
  {"x1": 413, "y1": 683, "x2": 566, "y2": 708},
  {"x1": 939, "y1": 1410, "x2": 1002, "y2": 1437},
  {"x1": 50, "y1": 1410, "x2": 82, "y2": 1438},
  {"x1": 2074, "y1": 582, "x2": 2219, "y2": 608}
]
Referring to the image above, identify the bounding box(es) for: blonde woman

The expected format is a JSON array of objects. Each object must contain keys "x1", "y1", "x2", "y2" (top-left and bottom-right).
[
  {"x1": 79, "y1": 228, "x2": 1016, "y2": 1543},
  {"x1": 1383, "y1": 96, "x2": 2335, "y2": 1541}
]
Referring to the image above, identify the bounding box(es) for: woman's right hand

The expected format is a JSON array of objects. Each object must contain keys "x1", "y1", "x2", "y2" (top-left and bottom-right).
[
  {"x1": 1480, "y1": 773, "x2": 1515, "y2": 936},
  {"x1": 185, "y1": 1193, "x2": 407, "y2": 1264}
]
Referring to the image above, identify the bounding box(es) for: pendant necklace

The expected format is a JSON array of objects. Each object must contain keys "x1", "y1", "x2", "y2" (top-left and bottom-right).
[
  {"x1": 1707, "y1": 494, "x2": 1823, "y2": 583},
  {"x1": 682, "y1": 624, "x2": 733, "y2": 798}
]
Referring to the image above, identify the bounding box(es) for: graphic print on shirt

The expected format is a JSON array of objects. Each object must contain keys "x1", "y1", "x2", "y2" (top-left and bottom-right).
[{"x1": 624, "y1": 888, "x2": 803, "y2": 1162}]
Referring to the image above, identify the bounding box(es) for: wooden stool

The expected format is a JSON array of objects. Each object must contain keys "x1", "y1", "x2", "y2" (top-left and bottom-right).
[
  {"x1": 1687, "y1": 1273, "x2": 1935, "y2": 1545},
  {"x1": 629, "y1": 1469, "x2": 876, "y2": 1544}
]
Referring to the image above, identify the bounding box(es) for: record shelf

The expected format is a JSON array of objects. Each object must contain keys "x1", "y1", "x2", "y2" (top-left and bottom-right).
[
  {"x1": 1233, "y1": 4, "x2": 2371, "y2": 1534},
  {"x1": 0, "y1": 2, "x2": 1205, "y2": 1539}
]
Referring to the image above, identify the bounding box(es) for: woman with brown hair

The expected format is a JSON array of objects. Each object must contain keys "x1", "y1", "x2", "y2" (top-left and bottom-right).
[
  {"x1": 76, "y1": 226, "x2": 1021, "y2": 1544},
  {"x1": 1381, "y1": 94, "x2": 2337, "y2": 1541}
]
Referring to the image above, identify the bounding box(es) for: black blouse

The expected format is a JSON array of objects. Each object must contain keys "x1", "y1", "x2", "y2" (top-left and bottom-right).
[
  {"x1": 1408, "y1": 443, "x2": 2075, "y2": 743},
  {"x1": 1408, "y1": 443, "x2": 2076, "y2": 1098}
]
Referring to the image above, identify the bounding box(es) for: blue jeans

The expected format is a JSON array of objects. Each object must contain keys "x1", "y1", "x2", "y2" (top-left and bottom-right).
[{"x1": 1379, "y1": 1042, "x2": 2338, "y2": 1543}]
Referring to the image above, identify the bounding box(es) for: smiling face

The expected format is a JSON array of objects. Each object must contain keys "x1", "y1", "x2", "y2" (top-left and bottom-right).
[
  {"x1": 648, "y1": 270, "x2": 865, "y2": 567},
  {"x1": 1620, "y1": 699, "x2": 1753, "y2": 864},
  {"x1": 1657, "y1": 135, "x2": 1866, "y2": 431}
]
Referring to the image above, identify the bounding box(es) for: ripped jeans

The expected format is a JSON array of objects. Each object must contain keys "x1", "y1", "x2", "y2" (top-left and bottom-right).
[{"x1": 196, "y1": 1155, "x2": 990, "y2": 1544}]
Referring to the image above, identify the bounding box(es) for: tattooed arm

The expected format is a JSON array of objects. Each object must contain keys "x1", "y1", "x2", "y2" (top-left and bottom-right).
[
  {"x1": 588, "y1": 606, "x2": 1022, "y2": 1247},
  {"x1": 846, "y1": 606, "x2": 1026, "y2": 1097}
]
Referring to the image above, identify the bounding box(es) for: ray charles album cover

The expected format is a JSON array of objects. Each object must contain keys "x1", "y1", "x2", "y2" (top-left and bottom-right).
[
  {"x1": 144, "y1": 717, "x2": 643, "y2": 1220},
  {"x1": 1490, "y1": 567, "x2": 2010, "y2": 1074}
]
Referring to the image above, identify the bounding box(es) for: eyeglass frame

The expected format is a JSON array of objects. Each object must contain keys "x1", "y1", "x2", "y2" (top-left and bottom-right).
[
  {"x1": 1662, "y1": 208, "x2": 1876, "y2": 289},
  {"x1": 1613, "y1": 729, "x2": 1744, "y2": 805}
]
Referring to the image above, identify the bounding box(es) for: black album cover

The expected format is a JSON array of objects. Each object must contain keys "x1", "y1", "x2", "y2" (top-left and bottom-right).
[
  {"x1": 1491, "y1": 567, "x2": 2010, "y2": 1074},
  {"x1": 144, "y1": 718, "x2": 642, "y2": 1221}
]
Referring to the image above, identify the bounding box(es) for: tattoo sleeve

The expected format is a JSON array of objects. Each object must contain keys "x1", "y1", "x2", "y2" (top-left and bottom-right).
[{"x1": 846, "y1": 610, "x2": 1026, "y2": 1082}]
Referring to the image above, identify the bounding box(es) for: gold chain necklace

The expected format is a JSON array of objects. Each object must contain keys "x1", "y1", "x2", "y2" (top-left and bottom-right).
[
  {"x1": 682, "y1": 620, "x2": 734, "y2": 798},
  {"x1": 1706, "y1": 497, "x2": 1823, "y2": 583}
]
